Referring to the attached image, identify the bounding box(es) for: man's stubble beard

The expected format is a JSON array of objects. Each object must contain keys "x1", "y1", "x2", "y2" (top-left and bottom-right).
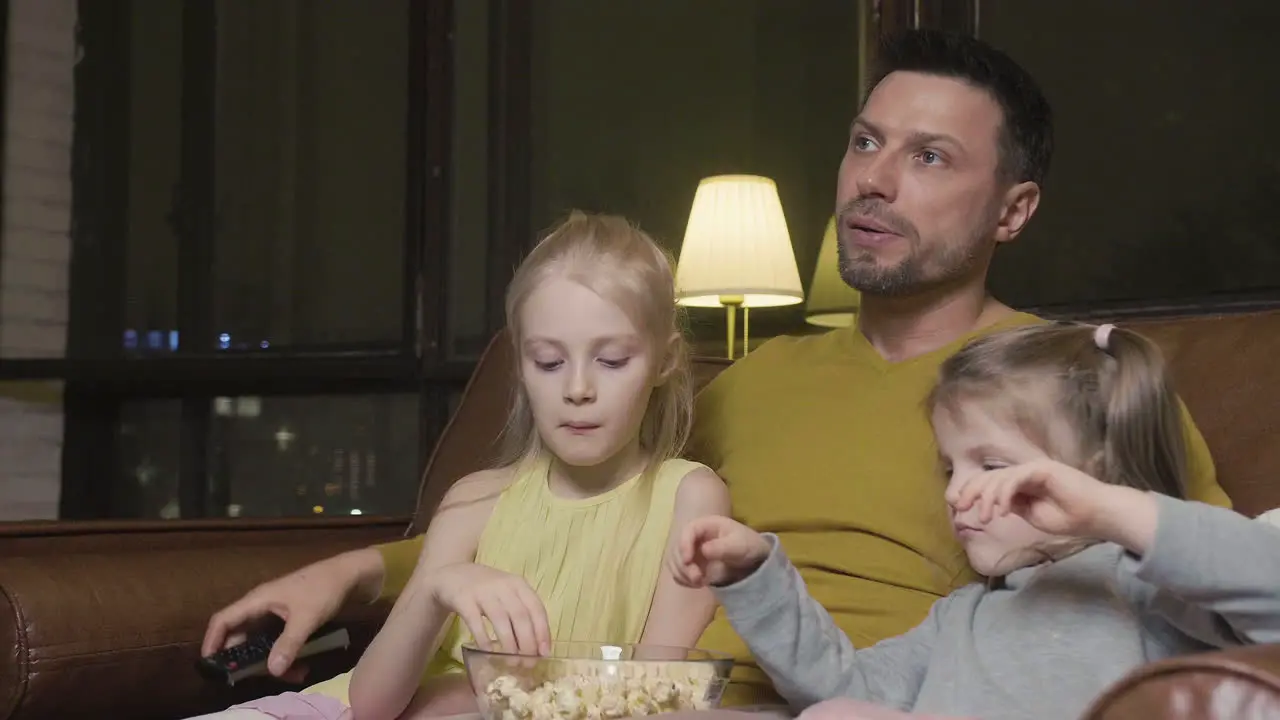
[{"x1": 836, "y1": 210, "x2": 996, "y2": 297}]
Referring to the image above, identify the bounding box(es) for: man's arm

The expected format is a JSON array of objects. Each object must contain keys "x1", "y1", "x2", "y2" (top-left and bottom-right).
[
  {"x1": 1177, "y1": 398, "x2": 1231, "y2": 508},
  {"x1": 640, "y1": 467, "x2": 731, "y2": 646},
  {"x1": 202, "y1": 546, "x2": 387, "y2": 678}
]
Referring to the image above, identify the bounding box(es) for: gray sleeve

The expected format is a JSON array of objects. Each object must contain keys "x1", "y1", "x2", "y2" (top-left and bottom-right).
[
  {"x1": 711, "y1": 534, "x2": 945, "y2": 712},
  {"x1": 1118, "y1": 493, "x2": 1280, "y2": 647}
]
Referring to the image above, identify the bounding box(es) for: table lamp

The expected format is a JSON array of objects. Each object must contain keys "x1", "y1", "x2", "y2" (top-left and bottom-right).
[
  {"x1": 805, "y1": 215, "x2": 861, "y2": 328},
  {"x1": 674, "y1": 175, "x2": 804, "y2": 358}
]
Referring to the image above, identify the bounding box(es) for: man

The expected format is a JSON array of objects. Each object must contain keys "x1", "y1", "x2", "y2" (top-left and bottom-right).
[{"x1": 201, "y1": 29, "x2": 1230, "y2": 712}]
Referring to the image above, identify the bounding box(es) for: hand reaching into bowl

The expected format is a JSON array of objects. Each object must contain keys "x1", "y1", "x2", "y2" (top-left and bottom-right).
[
  {"x1": 428, "y1": 561, "x2": 552, "y2": 655},
  {"x1": 669, "y1": 515, "x2": 771, "y2": 588}
]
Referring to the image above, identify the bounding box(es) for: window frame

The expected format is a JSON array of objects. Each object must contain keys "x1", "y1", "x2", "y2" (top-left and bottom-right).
[{"x1": 0, "y1": 0, "x2": 527, "y2": 521}]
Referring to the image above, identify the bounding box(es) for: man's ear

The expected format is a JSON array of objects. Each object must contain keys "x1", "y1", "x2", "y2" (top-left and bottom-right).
[{"x1": 993, "y1": 181, "x2": 1041, "y2": 245}]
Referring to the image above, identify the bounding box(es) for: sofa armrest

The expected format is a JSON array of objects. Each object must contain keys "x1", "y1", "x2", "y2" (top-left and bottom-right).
[
  {"x1": 0, "y1": 520, "x2": 406, "y2": 720},
  {"x1": 1083, "y1": 643, "x2": 1280, "y2": 719}
]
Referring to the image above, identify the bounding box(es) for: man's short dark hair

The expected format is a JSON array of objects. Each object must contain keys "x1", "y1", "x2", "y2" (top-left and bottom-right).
[{"x1": 868, "y1": 29, "x2": 1053, "y2": 187}]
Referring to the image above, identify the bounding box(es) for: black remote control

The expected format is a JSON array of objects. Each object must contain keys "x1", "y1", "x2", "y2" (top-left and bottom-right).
[{"x1": 196, "y1": 617, "x2": 351, "y2": 686}]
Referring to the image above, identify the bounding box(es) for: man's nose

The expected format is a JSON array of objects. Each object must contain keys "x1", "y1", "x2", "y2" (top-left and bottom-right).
[{"x1": 854, "y1": 153, "x2": 900, "y2": 202}]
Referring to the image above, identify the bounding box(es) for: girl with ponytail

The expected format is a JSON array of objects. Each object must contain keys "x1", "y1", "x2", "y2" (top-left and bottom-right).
[{"x1": 667, "y1": 322, "x2": 1280, "y2": 720}]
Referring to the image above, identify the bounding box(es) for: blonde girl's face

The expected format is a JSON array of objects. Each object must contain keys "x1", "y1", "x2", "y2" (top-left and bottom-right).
[
  {"x1": 517, "y1": 276, "x2": 659, "y2": 469},
  {"x1": 931, "y1": 404, "x2": 1059, "y2": 577}
]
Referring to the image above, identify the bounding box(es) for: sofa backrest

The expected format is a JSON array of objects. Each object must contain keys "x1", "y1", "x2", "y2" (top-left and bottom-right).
[
  {"x1": 1121, "y1": 311, "x2": 1280, "y2": 516},
  {"x1": 410, "y1": 309, "x2": 1280, "y2": 532}
]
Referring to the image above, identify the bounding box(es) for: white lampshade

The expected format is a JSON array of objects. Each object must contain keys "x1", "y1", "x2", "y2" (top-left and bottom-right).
[
  {"x1": 805, "y1": 215, "x2": 861, "y2": 327},
  {"x1": 674, "y1": 175, "x2": 804, "y2": 308}
]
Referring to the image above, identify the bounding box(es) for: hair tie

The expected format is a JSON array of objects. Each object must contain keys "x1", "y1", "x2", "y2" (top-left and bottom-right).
[{"x1": 1093, "y1": 323, "x2": 1115, "y2": 352}]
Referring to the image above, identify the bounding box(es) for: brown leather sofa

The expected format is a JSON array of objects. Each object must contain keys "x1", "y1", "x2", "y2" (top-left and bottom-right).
[{"x1": 2, "y1": 310, "x2": 1279, "y2": 720}]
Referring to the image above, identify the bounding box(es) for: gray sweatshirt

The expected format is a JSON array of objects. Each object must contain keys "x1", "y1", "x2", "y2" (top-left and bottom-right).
[{"x1": 714, "y1": 494, "x2": 1280, "y2": 720}]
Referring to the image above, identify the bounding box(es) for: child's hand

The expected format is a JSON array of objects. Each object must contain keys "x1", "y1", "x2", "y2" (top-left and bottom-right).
[
  {"x1": 671, "y1": 516, "x2": 770, "y2": 588},
  {"x1": 947, "y1": 458, "x2": 1155, "y2": 549},
  {"x1": 425, "y1": 562, "x2": 551, "y2": 656}
]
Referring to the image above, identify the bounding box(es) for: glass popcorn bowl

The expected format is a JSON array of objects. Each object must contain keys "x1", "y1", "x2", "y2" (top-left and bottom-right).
[{"x1": 462, "y1": 641, "x2": 734, "y2": 719}]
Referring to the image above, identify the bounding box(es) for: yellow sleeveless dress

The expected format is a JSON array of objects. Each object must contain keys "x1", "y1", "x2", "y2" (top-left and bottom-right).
[{"x1": 302, "y1": 455, "x2": 703, "y2": 704}]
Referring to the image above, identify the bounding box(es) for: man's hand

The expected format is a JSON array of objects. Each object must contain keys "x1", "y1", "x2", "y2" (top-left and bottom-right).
[
  {"x1": 201, "y1": 548, "x2": 382, "y2": 679},
  {"x1": 669, "y1": 515, "x2": 770, "y2": 588}
]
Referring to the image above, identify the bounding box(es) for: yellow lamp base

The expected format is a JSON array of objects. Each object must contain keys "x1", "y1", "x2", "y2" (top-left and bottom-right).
[{"x1": 719, "y1": 295, "x2": 747, "y2": 360}]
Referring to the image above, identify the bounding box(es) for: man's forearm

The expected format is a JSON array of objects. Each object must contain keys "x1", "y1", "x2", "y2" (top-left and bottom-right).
[{"x1": 335, "y1": 546, "x2": 387, "y2": 605}]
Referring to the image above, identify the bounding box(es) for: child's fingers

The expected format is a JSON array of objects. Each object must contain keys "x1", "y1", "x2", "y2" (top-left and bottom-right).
[
  {"x1": 699, "y1": 535, "x2": 750, "y2": 566},
  {"x1": 976, "y1": 480, "x2": 994, "y2": 523},
  {"x1": 680, "y1": 520, "x2": 714, "y2": 563},
  {"x1": 671, "y1": 556, "x2": 704, "y2": 587},
  {"x1": 952, "y1": 473, "x2": 985, "y2": 512},
  {"x1": 999, "y1": 474, "x2": 1025, "y2": 517},
  {"x1": 514, "y1": 583, "x2": 552, "y2": 655},
  {"x1": 455, "y1": 599, "x2": 491, "y2": 652},
  {"x1": 667, "y1": 544, "x2": 705, "y2": 588},
  {"x1": 963, "y1": 471, "x2": 1005, "y2": 523},
  {"x1": 680, "y1": 563, "x2": 704, "y2": 587},
  {"x1": 953, "y1": 470, "x2": 994, "y2": 511}
]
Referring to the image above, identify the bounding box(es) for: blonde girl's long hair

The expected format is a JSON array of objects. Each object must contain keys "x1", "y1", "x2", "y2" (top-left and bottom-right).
[{"x1": 496, "y1": 210, "x2": 694, "y2": 477}]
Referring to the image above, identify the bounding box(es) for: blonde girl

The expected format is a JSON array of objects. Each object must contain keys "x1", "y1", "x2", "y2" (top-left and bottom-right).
[{"x1": 208, "y1": 212, "x2": 729, "y2": 720}]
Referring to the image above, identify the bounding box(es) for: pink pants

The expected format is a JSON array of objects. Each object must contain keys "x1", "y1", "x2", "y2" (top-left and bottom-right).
[{"x1": 186, "y1": 692, "x2": 350, "y2": 720}]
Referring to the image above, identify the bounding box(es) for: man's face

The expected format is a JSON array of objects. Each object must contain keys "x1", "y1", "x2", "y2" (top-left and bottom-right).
[
  {"x1": 835, "y1": 71, "x2": 1011, "y2": 296},
  {"x1": 517, "y1": 276, "x2": 657, "y2": 469}
]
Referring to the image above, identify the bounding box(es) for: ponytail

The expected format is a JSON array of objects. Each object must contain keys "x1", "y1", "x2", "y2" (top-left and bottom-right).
[{"x1": 1095, "y1": 325, "x2": 1188, "y2": 499}]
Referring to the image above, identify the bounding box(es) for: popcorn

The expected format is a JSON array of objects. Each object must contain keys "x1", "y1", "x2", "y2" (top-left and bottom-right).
[{"x1": 481, "y1": 660, "x2": 720, "y2": 719}]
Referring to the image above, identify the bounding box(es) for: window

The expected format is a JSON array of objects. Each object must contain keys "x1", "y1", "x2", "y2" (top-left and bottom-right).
[
  {"x1": 1, "y1": 0, "x2": 960, "y2": 520},
  {"x1": 0, "y1": 0, "x2": 520, "y2": 521}
]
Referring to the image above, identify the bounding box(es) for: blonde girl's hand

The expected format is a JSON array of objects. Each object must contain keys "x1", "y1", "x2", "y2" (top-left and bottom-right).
[
  {"x1": 670, "y1": 515, "x2": 770, "y2": 588},
  {"x1": 946, "y1": 458, "x2": 1116, "y2": 538},
  {"x1": 426, "y1": 562, "x2": 551, "y2": 655}
]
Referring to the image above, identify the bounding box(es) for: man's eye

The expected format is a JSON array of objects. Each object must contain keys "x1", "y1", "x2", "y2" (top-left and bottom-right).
[
  {"x1": 599, "y1": 358, "x2": 630, "y2": 369},
  {"x1": 852, "y1": 135, "x2": 876, "y2": 151},
  {"x1": 918, "y1": 150, "x2": 942, "y2": 165}
]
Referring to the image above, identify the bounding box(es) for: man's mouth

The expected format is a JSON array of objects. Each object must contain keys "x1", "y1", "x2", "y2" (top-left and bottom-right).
[{"x1": 844, "y1": 214, "x2": 898, "y2": 236}]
